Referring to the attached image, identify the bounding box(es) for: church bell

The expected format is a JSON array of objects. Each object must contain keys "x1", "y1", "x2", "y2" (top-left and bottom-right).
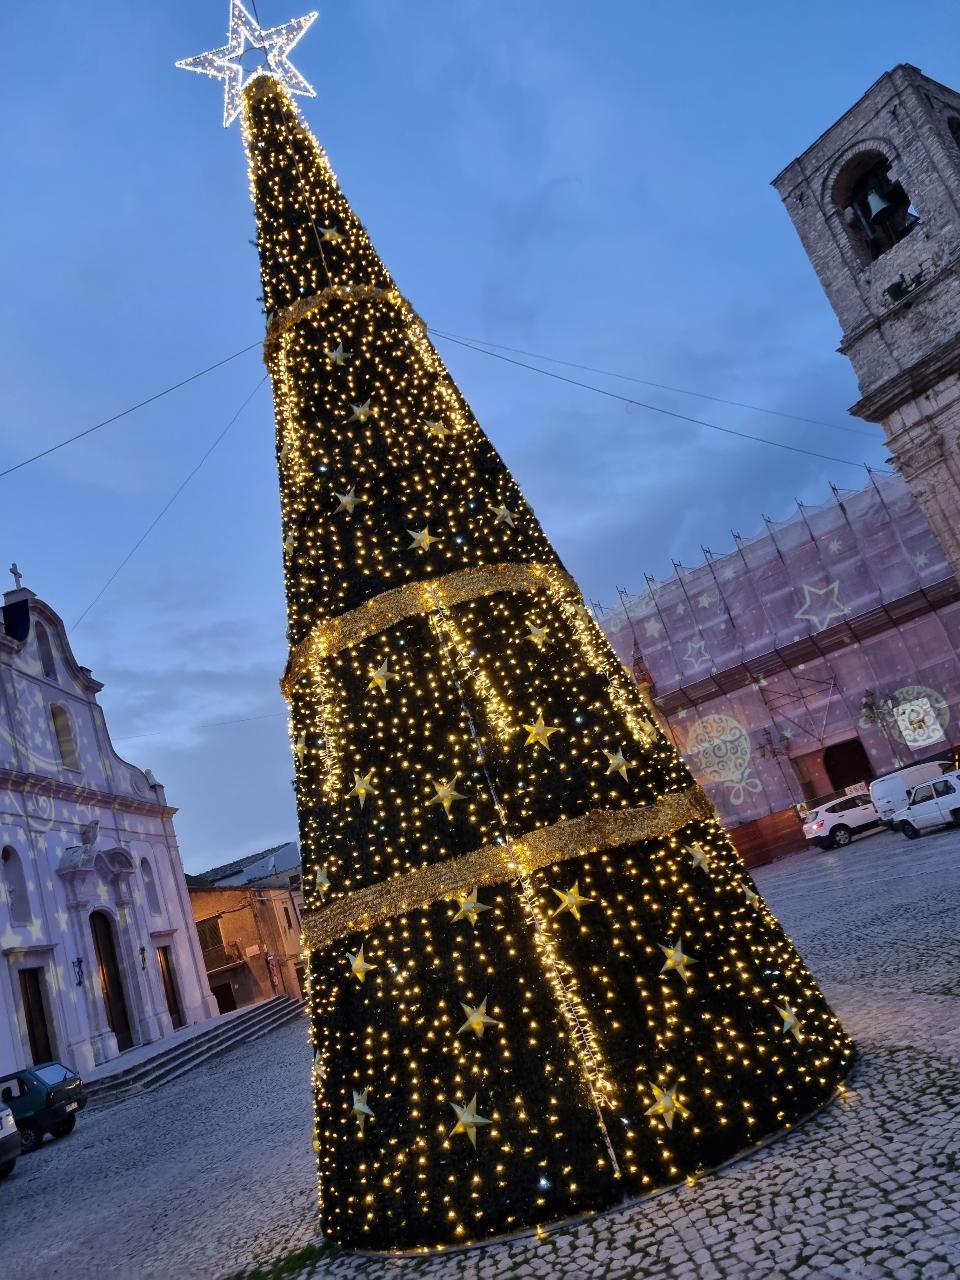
[{"x1": 866, "y1": 188, "x2": 893, "y2": 220}]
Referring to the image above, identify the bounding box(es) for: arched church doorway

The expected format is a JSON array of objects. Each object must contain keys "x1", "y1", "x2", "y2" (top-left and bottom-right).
[
  {"x1": 823, "y1": 738, "x2": 874, "y2": 791},
  {"x1": 90, "y1": 911, "x2": 133, "y2": 1052}
]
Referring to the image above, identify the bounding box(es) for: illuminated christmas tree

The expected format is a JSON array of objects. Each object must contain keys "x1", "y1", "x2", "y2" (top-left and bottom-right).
[{"x1": 181, "y1": 7, "x2": 853, "y2": 1253}]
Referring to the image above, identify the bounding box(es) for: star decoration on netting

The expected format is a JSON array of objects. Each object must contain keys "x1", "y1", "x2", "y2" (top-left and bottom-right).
[
  {"x1": 522, "y1": 713, "x2": 562, "y2": 750},
  {"x1": 367, "y1": 659, "x2": 398, "y2": 695},
  {"x1": 334, "y1": 487, "x2": 364, "y2": 516},
  {"x1": 347, "y1": 946, "x2": 376, "y2": 982},
  {"x1": 176, "y1": 1, "x2": 318, "y2": 127},
  {"x1": 457, "y1": 997, "x2": 499, "y2": 1039},
  {"x1": 408, "y1": 526, "x2": 442, "y2": 551},
  {"x1": 551, "y1": 881, "x2": 593, "y2": 922},
  {"x1": 659, "y1": 938, "x2": 696, "y2": 985},
  {"x1": 777, "y1": 1003, "x2": 803, "y2": 1041},
  {"x1": 347, "y1": 769, "x2": 377, "y2": 807},
  {"x1": 351, "y1": 1088, "x2": 374, "y2": 1132},
  {"x1": 349, "y1": 400, "x2": 373, "y2": 423},
  {"x1": 688, "y1": 842, "x2": 712, "y2": 872},
  {"x1": 451, "y1": 886, "x2": 491, "y2": 927},
  {"x1": 325, "y1": 342, "x2": 352, "y2": 365},
  {"x1": 424, "y1": 419, "x2": 452, "y2": 441},
  {"x1": 603, "y1": 747, "x2": 633, "y2": 779},
  {"x1": 525, "y1": 619, "x2": 548, "y2": 648},
  {"x1": 644, "y1": 1081, "x2": 690, "y2": 1130},
  {"x1": 426, "y1": 775, "x2": 468, "y2": 817},
  {"x1": 794, "y1": 581, "x2": 848, "y2": 632},
  {"x1": 449, "y1": 1094, "x2": 492, "y2": 1147},
  {"x1": 489, "y1": 503, "x2": 516, "y2": 527}
]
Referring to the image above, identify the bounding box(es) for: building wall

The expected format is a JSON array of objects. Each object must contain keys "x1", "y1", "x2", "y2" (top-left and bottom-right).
[
  {"x1": 602, "y1": 476, "x2": 960, "y2": 837},
  {"x1": 0, "y1": 588, "x2": 217, "y2": 1076},
  {"x1": 188, "y1": 885, "x2": 304, "y2": 1012}
]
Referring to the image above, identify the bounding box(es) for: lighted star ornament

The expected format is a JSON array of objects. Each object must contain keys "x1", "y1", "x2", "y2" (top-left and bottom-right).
[
  {"x1": 176, "y1": 1, "x2": 318, "y2": 127},
  {"x1": 449, "y1": 1095, "x2": 492, "y2": 1147},
  {"x1": 645, "y1": 1081, "x2": 690, "y2": 1130}
]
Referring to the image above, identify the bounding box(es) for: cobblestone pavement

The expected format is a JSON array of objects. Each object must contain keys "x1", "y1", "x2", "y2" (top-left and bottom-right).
[{"x1": 5, "y1": 825, "x2": 960, "y2": 1279}]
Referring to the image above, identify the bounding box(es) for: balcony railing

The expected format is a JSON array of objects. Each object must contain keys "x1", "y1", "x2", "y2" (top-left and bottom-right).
[{"x1": 201, "y1": 940, "x2": 244, "y2": 972}]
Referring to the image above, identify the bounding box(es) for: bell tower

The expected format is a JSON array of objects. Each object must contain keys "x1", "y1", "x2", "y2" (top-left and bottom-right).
[{"x1": 773, "y1": 64, "x2": 960, "y2": 579}]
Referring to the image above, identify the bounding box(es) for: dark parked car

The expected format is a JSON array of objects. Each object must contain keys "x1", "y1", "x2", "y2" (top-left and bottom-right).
[
  {"x1": 0, "y1": 1103, "x2": 21, "y2": 1178},
  {"x1": 0, "y1": 1062, "x2": 88, "y2": 1153}
]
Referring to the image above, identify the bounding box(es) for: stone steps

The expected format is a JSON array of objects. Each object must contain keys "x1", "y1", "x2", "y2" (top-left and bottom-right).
[{"x1": 86, "y1": 996, "x2": 305, "y2": 1106}]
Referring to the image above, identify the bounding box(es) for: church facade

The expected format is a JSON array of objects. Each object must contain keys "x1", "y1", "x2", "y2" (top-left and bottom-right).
[{"x1": 0, "y1": 572, "x2": 217, "y2": 1076}]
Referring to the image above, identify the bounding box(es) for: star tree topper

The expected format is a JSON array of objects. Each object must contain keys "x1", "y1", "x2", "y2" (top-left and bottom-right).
[{"x1": 177, "y1": 1, "x2": 318, "y2": 127}]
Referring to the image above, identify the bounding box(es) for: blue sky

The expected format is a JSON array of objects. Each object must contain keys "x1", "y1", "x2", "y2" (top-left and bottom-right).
[{"x1": 4, "y1": 0, "x2": 959, "y2": 868}]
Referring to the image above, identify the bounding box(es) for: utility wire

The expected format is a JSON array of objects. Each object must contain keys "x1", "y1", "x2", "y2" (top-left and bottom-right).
[
  {"x1": 429, "y1": 328, "x2": 879, "y2": 440},
  {"x1": 113, "y1": 709, "x2": 286, "y2": 744},
  {"x1": 1, "y1": 341, "x2": 262, "y2": 480},
  {"x1": 70, "y1": 377, "x2": 268, "y2": 632},
  {"x1": 431, "y1": 330, "x2": 892, "y2": 474}
]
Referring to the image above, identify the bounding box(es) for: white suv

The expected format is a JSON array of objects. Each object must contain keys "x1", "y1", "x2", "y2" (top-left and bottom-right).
[
  {"x1": 802, "y1": 793, "x2": 881, "y2": 850},
  {"x1": 893, "y1": 771, "x2": 960, "y2": 839}
]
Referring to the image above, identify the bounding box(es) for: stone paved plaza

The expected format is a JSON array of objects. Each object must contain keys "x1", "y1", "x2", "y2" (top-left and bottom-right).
[{"x1": 4, "y1": 824, "x2": 960, "y2": 1279}]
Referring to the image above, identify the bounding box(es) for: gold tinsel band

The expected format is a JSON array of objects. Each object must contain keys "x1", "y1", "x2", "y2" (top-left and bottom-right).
[
  {"x1": 301, "y1": 785, "x2": 713, "y2": 951},
  {"x1": 265, "y1": 283, "x2": 403, "y2": 356},
  {"x1": 282, "y1": 560, "x2": 577, "y2": 692}
]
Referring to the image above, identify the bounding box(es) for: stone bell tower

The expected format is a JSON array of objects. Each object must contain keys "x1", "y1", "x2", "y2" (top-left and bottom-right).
[{"x1": 773, "y1": 64, "x2": 960, "y2": 579}]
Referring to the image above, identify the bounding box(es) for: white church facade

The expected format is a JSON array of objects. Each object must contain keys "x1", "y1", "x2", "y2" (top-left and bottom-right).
[{"x1": 0, "y1": 569, "x2": 217, "y2": 1076}]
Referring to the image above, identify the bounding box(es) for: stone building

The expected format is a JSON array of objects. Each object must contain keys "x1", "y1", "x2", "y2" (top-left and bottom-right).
[
  {"x1": 187, "y1": 872, "x2": 305, "y2": 1014},
  {"x1": 773, "y1": 64, "x2": 960, "y2": 580},
  {"x1": 0, "y1": 571, "x2": 217, "y2": 1076},
  {"x1": 192, "y1": 840, "x2": 303, "y2": 914},
  {"x1": 601, "y1": 474, "x2": 959, "y2": 862}
]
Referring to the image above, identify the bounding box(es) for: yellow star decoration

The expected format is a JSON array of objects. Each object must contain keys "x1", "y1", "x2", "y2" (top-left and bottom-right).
[
  {"x1": 743, "y1": 885, "x2": 759, "y2": 906},
  {"x1": 284, "y1": 531, "x2": 295, "y2": 556},
  {"x1": 334, "y1": 487, "x2": 364, "y2": 516},
  {"x1": 367, "y1": 659, "x2": 398, "y2": 695},
  {"x1": 408, "y1": 526, "x2": 441, "y2": 551},
  {"x1": 325, "y1": 342, "x2": 352, "y2": 364},
  {"x1": 457, "y1": 997, "x2": 499, "y2": 1039},
  {"x1": 604, "y1": 747, "x2": 633, "y2": 779},
  {"x1": 319, "y1": 224, "x2": 342, "y2": 243},
  {"x1": 551, "y1": 881, "x2": 593, "y2": 922},
  {"x1": 293, "y1": 732, "x2": 307, "y2": 762},
  {"x1": 449, "y1": 1094, "x2": 492, "y2": 1147},
  {"x1": 347, "y1": 947, "x2": 376, "y2": 983},
  {"x1": 347, "y1": 770, "x2": 377, "y2": 808},
  {"x1": 352, "y1": 1088, "x2": 374, "y2": 1132},
  {"x1": 426, "y1": 775, "x2": 468, "y2": 816},
  {"x1": 315, "y1": 865, "x2": 330, "y2": 893},
  {"x1": 660, "y1": 939, "x2": 696, "y2": 985},
  {"x1": 688, "y1": 843, "x2": 712, "y2": 871},
  {"x1": 348, "y1": 400, "x2": 372, "y2": 422},
  {"x1": 452, "y1": 887, "x2": 491, "y2": 927},
  {"x1": 424, "y1": 419, "x2": 451, "y2": 440},
  {"x1": 522, "y1": 713, "x2": 562, "y2": 751},
  {"x1": 645, "y1": 1081, "x2": 690, "y2": 1130},
  {"x1": 777, "y1": 1003, "x2": 803, "y2": 1041},
  {"x1": 525, "y1": 620, "x2": 548, "y2": 648},
  {"x1": 490, "y1": 503, "x2": 516, "y2": 527}
]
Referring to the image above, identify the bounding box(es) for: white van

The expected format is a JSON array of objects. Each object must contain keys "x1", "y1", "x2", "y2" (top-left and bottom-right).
[
  {"x1": 893, "y1": 770, "x2": 960, "y2": 838},
  {"x1": 868, "y1": 760, "x2": 952, "y2": 824}
]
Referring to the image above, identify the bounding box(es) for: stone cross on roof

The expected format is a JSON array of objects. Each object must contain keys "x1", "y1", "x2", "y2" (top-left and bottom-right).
[{"x1": 9, "y1": 563, "x2": 22, "y2": 590}]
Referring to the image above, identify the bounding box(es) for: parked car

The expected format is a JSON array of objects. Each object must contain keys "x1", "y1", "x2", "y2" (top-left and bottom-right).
[
  {"x1": 0, "y1": 1104, "x2": 21, "y2": 1179},
  {"x1": 869, "y1": 760, "x2": 952, "y2": 825},
  {"x1": 893, "y1": 771, "x2": 960, "y2": 839},
  {"x1": 0, "y1": 1062, "x2": 88, "y2": 1153},
  {"x1": 802, "y1": 792, "x2": 881, "y2": 849}
]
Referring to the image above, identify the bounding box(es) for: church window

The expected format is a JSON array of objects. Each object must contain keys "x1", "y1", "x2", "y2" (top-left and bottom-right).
[
  {"x1": 1, "y1": 846, "x2": 32, "y2": 925},
  {"x1": 51, "y1": 704, "x2": 79, "y2": 770},
  {"x1": 835, "y1": 151, "x2": 919, "y2": 263},
  {"x1": 141, "y1": 859, "x2": 162, "y2": 916},
  {"x1": 35, "y1": 622, "x2": 57, "y2": 681}
]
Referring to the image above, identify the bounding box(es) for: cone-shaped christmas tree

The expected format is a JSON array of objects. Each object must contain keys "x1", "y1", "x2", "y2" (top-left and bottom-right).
[{"x1": 240, "y1": 74, "x2": 852, "y2": 1251}]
